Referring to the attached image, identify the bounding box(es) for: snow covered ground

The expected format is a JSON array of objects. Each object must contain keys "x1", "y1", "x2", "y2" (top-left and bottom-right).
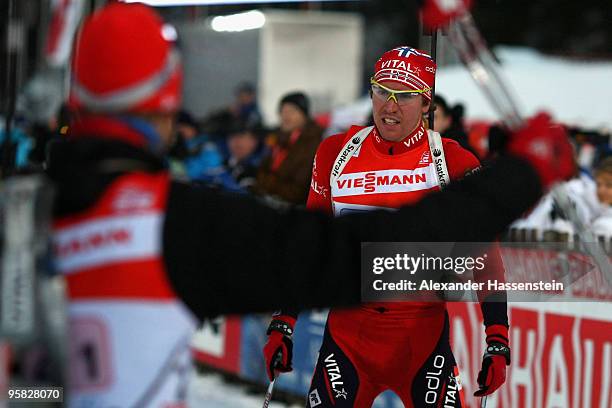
[
  {"x1": 188, "y1": 372, "x2": 406, "y2": 407},
  {"x1": 188, "y1": 373, "x2": 303, "y2": 408}
]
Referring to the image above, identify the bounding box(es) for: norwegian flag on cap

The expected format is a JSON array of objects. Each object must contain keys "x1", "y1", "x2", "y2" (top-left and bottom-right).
[{"x1": 373, "y1": 46, "x2": 436, "y2": 100}]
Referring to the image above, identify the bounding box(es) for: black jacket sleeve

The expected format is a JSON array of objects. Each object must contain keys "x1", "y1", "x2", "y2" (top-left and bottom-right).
[{"x1": 163, "y1": 156, "x2": 541, "y2": 320}]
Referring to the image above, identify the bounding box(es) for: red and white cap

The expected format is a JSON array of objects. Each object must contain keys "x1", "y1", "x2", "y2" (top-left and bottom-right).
[
  {"x1": 373, "y1": 46, "x2": 436, "y2": 101},
  {"x1": 69, "y1": 2, "x2": 181, "y2": 114}
]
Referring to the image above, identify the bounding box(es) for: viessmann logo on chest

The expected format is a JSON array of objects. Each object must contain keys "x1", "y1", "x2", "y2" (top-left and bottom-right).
[{"x1": 332, "y1": 167, "x2": 438, "y2": 197}]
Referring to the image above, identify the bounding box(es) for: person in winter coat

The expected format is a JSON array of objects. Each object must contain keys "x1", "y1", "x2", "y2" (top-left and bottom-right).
[
  {"x1": 254, "y1": 92, "x2": 323, "y2": 205},
  {"x1": 225, "y1": 122, "x2": 265, "y2": 191}
]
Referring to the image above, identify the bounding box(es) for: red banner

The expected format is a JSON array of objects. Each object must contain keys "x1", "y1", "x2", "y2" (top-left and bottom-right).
[
  {"x1": 191, "y1": 316, "x2": 241, "y2": 374},
  {"x1": 448, "y1": 303, "x2": 612, "y2": 408}
]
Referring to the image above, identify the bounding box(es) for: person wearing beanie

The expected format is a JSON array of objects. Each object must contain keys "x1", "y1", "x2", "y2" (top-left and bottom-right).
[
  {"x1": 280, "y1": 91, "x2": 310, "y2": 118},
  {"x1": 225, "y1": 121, "x2": 266, "y2": 191},
  {"x1": 262, "y1": 46, "x2": 575, "y2": 406},
  {"x1": 253, "y1": 91, "x2": 323, "y2": 205},
  {"x1": 167, "y1": 109, "x2": 240, "y2": 189},
  {"x1": 47, "y1": 4, "x2": 575, "y2": 407}
]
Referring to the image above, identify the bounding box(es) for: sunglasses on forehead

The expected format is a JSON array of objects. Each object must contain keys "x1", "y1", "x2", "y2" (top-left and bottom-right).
[{"x1": 370, "y1": 78, "x2": 431, "y2": 106}]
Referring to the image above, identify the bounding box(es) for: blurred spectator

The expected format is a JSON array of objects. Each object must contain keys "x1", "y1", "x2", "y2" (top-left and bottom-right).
[
  {"x1": 28, "y1": 103, "x2": 72, "y2": 166},
  {"x1": 168, "y1": 110, "x2": 197, "y2": 160},
  {"x1": 0, "y1": 118, "x2": 33, "y2": 173},
  {"x1": 199, "y1": 109, "x2": 234, "y2": 142},
  {"x1": 200, "y1": 81, "x2": 262, "y2": 143},
  {"x1": 592, "y1": 157, "x2": 612, "y2": 237},
  {"x1": 508, "y1": 122, "x2": 607, "y2": 240},
  {"x1": 15, "y1": 70, "x2": 65, "y2": 167},
  {"x1": 225, "y1": 122, "x2": 265, "y2": 191},
  {"x1": 569, "y1": 127, "x2": 612, "y2": 170},
  {"x1": 169, "y1": 110, "x2": 239, "y2": 189},
  {"x1": 511, "y1": 168, "x2": 599, "y2": 240},
  {"x1": 487, "y1": 124, "x2": 508, "y2": 161},
  {"x1": 231, "y1": 82, "x2": 262, "y2": 128},
  {"x1": 433, "y1": 95, "x2": 476, "y2": 155},
  {"x1": 253, "y1": 92, "x2": 322, "y2": 205}
]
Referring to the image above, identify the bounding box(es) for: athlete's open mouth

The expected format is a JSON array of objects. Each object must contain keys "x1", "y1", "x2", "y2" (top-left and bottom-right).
[{"x1": 383, "y1": 117, "x2": 400, "y2": 125}]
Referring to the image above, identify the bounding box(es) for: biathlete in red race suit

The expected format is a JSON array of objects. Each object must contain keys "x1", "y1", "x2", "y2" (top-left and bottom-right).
[{"x1": 264, "y1": 47, "x2": 512, "y2": 408}]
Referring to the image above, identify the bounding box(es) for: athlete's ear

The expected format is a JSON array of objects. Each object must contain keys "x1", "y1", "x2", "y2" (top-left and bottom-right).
[{"x1": 422, "y1": 98, "x2": 431, "y2": 113}]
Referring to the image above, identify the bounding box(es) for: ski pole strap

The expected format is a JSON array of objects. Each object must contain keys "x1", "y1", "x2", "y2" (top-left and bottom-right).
[
  {"x1": 329, "y1": 126, "x2": 374, "y2": 213},
  {"x1": 484, "y1": 341, "x2": 511, "y2": 365},
  {"x1": 267, "y1": 320, "x2": 294, "y2": 337},
  {"x1": 330, "y1": 126, "x2": 373, "y2": 185},
  {"x1": 427, "y1": 129, "x2": 450, "y2": 189}
]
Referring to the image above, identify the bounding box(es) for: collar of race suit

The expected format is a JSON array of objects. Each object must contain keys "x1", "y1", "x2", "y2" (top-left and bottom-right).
[
  {"x1": 70, "y1": 114, "x2": 165, "y2": 153},
  {"x1": 50, "y1": 115, "x2": 167, "y2": 182},
  {"x1": 371, "y1": 121, "x2": 428, "y2": 156}
]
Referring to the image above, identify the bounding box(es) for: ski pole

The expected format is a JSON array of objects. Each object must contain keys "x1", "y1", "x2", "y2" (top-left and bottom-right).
[
  {"x1": 263, "y1": 353, "x2": 282, "y2": 408},
  {"x1": 262, "y1": 378, "x2": 276, "y2": 408},
  {"x1": 480, "y1": 395, "x2": 487, "y2": 408}
]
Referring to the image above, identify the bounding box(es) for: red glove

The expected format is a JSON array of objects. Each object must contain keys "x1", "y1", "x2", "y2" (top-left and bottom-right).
[
  {"x1": 507, "y1": 112, "x2": 576, "y2": 191},
  {"x1": 421, "y1": 0, "x2": 473, "y2": 29},
  {"x1": 474, "y1": 324, "x2": 511, "y2": 396},
  {"x1": 262, "y1": 315, "x2": 296, "y2": 381}
]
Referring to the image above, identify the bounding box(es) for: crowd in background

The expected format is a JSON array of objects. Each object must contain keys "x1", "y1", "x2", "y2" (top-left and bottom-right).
[
  {"x1": 162, "y1": 85, "x2": 325, "y2": 206},
  {"x1": 2, "y1": 82, "x2": 611, "y2": 241},
  {"x1": 431, "y1": 95, "x2": 612, "y2": 246}
]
